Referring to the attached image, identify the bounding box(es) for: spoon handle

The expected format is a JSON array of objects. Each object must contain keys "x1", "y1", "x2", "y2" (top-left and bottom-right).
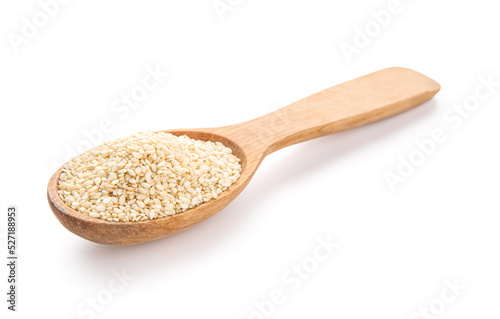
[{"x1": 229, "y1": 67, "x2": 440, "y2": 155}]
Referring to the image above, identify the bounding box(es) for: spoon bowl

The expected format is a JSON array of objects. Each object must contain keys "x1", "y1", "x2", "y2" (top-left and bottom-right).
[
  {"x1": 48, "y1": 130, "x2": 257, "y2": 245},
  {"x1": 48, "y1": 67, "x2": 441, "y2": 245}
]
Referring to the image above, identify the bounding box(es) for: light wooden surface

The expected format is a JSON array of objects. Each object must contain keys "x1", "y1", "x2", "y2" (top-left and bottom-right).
[{"x1": 47, "y1": 67, "x2": 440, "y2": 245}]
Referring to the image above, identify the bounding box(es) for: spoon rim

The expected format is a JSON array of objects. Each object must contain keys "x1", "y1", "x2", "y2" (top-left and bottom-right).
[{"x1": 47, "y1": 129, "x2": 257, "y2": 228}]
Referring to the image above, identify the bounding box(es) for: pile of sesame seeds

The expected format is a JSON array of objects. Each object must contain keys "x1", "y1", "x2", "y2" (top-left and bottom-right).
[{"x1": 57, "y1": 131, "x2": 241, "y2": 222}]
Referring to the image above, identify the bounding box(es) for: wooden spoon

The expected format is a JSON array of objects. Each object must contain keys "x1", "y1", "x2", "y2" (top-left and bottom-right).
[{"x1": 47, "y1": 67, "x2": 440, "y2": 245}]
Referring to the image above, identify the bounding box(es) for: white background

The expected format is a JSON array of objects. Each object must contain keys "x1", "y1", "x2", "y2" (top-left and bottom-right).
[{"x1": 1, "y1": 0, "x2": 499, "y2": 318}]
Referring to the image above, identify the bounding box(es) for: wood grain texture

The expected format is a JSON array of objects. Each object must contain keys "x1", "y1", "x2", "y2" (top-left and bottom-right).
[{"x1": 47, "y1": 67, "x2": 440, "y2": 245}]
